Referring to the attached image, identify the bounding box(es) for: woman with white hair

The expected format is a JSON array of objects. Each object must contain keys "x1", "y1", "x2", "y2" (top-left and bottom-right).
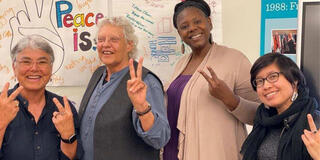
[{"x1": 78, "y1": 16, "x2": 170, "y2": 160}]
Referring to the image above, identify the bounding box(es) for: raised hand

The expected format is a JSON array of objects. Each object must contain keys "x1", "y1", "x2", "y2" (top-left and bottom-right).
[
  {"x1": 127, "y1": 58, "x2": 148, "y2": 112},
  {"x1": 302, "y1": 114, "x2": 320, "y2": 160},
  {"x1": 9, "y1": 0, "x2": 64, "y2": 73},
  {"x1": 0, "y1": 82, "x2": 23, "y2": 130},
  {"x1": 52, "y1": 96, "x2": 75, "y2": 139},
  {"x1": 199, "y1": 66, "x2": 239, "y2": 110}
]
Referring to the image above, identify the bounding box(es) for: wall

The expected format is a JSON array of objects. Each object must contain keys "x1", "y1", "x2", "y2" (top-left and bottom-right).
[
  {"x1": 46, "y1": 0, "x2": 261, "y2": 110},
  {"x1": 222, "y1": 0, "x2": 261, "y2": 64}
]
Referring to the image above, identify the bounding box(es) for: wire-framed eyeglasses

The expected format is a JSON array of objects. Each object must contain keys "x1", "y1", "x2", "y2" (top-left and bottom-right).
[{"x1": 15, "y1": 59, "x2": 52, "y2": 69}]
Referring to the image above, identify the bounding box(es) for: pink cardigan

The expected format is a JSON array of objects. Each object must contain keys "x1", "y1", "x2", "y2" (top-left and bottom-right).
[{"x1": 164, "y1": 44, "x2": 260, "y2": 160}]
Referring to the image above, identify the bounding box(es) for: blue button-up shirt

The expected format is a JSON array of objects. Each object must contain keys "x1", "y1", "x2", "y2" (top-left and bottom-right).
[
  {"x1": 0, "y1": 84, "x2": 83, "y2": 160},
  {"x1": 80, "y1": 66, "x2": 170, "y2": 160}
]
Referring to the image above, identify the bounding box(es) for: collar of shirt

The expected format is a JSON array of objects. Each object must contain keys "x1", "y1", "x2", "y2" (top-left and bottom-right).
[
  {"x1": 9, "y1": 83, "x2": 58, "y2": 121},
  {"x1": 102, "y1": 66, "x2": 130, "y2": 84}
]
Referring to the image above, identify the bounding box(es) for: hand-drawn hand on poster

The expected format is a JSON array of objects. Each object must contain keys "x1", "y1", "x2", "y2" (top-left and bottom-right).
[
  {"x1": 0, "y1": 0, "x2": 221, "y2": 86},
  {"x1": 1, "y1": 0, "x2": 106, "y2": 86},
  {"x1": 9, "y1": 0, "x2": 65, "y2": 74}
]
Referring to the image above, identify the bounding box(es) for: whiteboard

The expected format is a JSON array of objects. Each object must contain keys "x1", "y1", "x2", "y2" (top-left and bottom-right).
[{"x1": 0, "y1": 0, "x2": 222, "y2": 86}]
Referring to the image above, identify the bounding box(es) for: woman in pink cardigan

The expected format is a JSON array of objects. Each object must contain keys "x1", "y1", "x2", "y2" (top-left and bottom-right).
[{"x1": 162, "y1": 0, "x2": 260, "y2": 160}]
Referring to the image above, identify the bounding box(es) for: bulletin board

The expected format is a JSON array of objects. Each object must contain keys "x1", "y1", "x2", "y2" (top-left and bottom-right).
[
  {"x1": 260, "y1": 0, "x2": 298, "y2": 61},
  {"x1": 0, "y1": 0, "x2": 222, "y2": 86}
]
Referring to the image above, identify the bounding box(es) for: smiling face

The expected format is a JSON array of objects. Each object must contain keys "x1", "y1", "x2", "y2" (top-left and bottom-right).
[
  {"x1": 176, "y1": 7, "x2": 212, "y2": 51},
  {"x1": 256, "y1": 63, "x2": 296, "y2": 114},
  {"x1": 13, "y1": 47, "x2": 52, "y2": 92},
  {"x1": 97, "y1": 24, "x2": 133, "y2": 72}
]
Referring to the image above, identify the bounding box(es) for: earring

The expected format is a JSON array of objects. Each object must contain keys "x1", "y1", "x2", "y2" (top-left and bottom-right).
[
  {"x1": 181, "y1": 42, "x2": 185, "y2": 54},
  {"x1": 291, "y1": 91, "x2": 298, "y2": 101}
]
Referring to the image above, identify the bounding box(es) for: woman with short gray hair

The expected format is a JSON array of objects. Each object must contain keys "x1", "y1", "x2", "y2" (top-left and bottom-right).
[{"x1": 0, "y1": 35, "x2": 82, "y2": 160}]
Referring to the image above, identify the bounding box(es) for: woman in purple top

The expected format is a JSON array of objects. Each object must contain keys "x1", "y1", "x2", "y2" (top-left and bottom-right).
[{"x1": 163, "y1": 0, "x2": 259, "y2": 159}]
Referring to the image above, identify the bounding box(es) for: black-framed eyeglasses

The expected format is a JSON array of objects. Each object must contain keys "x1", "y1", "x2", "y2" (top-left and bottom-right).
[{"x1": 252, "y1": 72, "x2": 281, "y2": 88}]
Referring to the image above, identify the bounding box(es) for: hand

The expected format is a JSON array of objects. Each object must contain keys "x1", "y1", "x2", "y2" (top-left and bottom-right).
[
  {"x1": 52, "y1": 96, "x2": 75, "y2": 139},
  {"x1": 199, "y1": 66, "x2": 239, "y2": 110},
  {"x1": 127, "y1": 58, "x2": 148, "y2": 112},
  {"x1": 302, "y1": 114, "x2": 320, "y2": 160},
  {"x1": 0, "y1": 82, "x2": 23, "y2": 130},
  {"x1": 9, "y1": 0, "x2": 64, "y2": 73}
]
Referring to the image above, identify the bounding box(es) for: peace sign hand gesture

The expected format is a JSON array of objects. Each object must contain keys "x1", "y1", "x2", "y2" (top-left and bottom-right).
[
  {"x1": 0, "y1": 82, "x2": 23, "y2": 130},
  {"x1": 302, "y1": 114, "x2": 320, "y2": 160},
  {"x1": 127, "y1": 58, "x2": 149, "y2": 112},
  {"x1": 199, "y1": 66, "x2": 239, "y2": 111},
  {"x1": 52, "y1": 96, "x2": 75, "y2": 139}
]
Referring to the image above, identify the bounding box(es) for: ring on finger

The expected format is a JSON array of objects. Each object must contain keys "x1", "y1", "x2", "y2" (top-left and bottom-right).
[
  {"x1": 55, "y1": 112, "x2": 65, "y2": 118},
  {"x1": 15, "y1": 101, "x2": 19, "y2": 107},
  {"x1": 58, "y1": 112, "x2": 65, "y2": 116}
]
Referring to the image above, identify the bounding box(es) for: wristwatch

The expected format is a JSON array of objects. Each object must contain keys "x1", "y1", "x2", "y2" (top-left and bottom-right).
[{"x1": 61, "y1": 133, "x2": 77, "y2": 144}]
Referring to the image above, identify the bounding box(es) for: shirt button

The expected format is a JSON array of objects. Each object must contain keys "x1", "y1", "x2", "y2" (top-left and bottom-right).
[{"x1": 37, "y1": 146, "x2": 40, "y2": 150}]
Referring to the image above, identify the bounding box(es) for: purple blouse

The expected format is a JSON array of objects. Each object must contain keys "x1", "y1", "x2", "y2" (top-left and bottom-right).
[{"x1": 163, "y1": 74, "x2": 192, "y2": 160}]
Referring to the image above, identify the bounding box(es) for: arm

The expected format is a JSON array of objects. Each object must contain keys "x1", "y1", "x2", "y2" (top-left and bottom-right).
[
  {"x1": 58, "y1": 101, "x2": 83, "y2": 160},
  {"x1": 0, "y1": 83, "x2": 23, "y2": 148},
  {"x1": 136, "y1": 103, "x2": 155, "y2": 132},
  {"x1": 230, "y1": 55, "x2": 260, "y2": 125},
  {"x1": 127, "y1": 58, "x2": 170, "y2": 149},
  {"x1": 52, "y1": 97, "x2": 77, "y2": 159},
  {"x1": 0, "y1": 83, "x2": 23, "y2": 159},
  {"x1": 132, "y1": 73, "x2": 170, "y2": 149},
  {"x1": 198, "y1": 54, "x2": 259, "y2": 125},
  {"x1": 0, "y1": 127, "x2": 6, "y2": 156},
  {"x1": 0, "y1": 128, "x2": 5, "y2": 158}
]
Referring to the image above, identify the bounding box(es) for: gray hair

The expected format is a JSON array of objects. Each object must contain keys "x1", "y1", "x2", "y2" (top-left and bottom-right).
[
  {"x1": 96, "y1": 16, "x2": 138, "y2": 59},
  {"x1": 11, "y1": 35, "x2": 55, "y2": 63}
]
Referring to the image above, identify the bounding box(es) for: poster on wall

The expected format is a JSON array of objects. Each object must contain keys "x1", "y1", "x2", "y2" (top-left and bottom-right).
[
  {"x1": 0, "y1": 0, "x2": 107, "y2": 86},
  {"x1": 108, "y1": 0, "x2": 222, "y2": 85},
  {"x1": 260, "y1": 0, "x2": 298, "y2": 61},
  {"x1": 0, "y1": 0, "x2": 222, "y2": 86}
]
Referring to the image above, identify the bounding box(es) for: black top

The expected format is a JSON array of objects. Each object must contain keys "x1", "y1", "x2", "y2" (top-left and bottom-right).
[
  {"x1": 257, "y1": 111, "x2": 320, "y2": 160},
  {"x1": 0, "y1": 84, "x2": 83, "y2": 160},
  {"x1": 241, "y1": 85, "x2": 319, "y2": 160}
]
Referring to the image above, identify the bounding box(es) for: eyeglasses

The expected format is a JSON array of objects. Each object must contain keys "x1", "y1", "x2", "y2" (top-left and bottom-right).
[
  {"x1": 15, "y1": 59, "x2": 52, "y2": 69},
  {"x1": 96, "y1": 35, "x2": 122, "y2": 45},
  {"x1": 252, "y1": 72, "x2": 281, "y2": 88}
]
